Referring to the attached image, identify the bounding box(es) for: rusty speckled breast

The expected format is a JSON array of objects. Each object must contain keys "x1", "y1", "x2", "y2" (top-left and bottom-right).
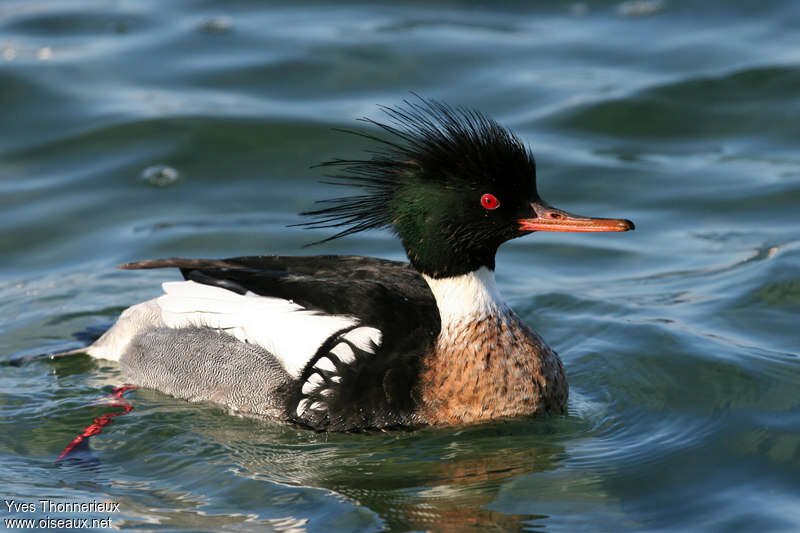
[{"x1": 415, "y1": 310, "x2": 568, "y2": 425}]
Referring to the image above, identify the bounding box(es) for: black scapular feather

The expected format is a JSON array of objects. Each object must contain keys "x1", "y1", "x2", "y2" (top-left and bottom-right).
[{"x1": 295, "y1": 96, "x2": 536, "y2": 244}]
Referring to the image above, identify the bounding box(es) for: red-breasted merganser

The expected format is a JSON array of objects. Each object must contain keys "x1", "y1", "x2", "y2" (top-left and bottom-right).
[{"x1": 75, "y1": 99, "x2": 634, "y2": 430}]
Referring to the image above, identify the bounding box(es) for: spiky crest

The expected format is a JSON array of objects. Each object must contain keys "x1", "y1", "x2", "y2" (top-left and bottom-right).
[{"x1": 296, "y1": 97, "x2": 537, "y2": 245}]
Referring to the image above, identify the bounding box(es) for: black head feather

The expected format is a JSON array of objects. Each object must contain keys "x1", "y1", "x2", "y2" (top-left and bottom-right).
[{"x1": 298, "y1": 97, "x2": 541, "y2": 278}]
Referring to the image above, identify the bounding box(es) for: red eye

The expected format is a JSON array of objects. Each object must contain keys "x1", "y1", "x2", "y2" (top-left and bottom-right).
[{"x1": 480, "y1": 193, "x2": 500, "y2": 210}]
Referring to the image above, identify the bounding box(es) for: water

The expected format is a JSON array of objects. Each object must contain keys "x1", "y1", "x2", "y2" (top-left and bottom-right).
[{"x1": 1, "y1": 1, "x2": 799, "y2": 531}]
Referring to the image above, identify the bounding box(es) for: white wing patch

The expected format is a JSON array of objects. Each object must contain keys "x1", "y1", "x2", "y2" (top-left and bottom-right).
[
  {"x1": 342, "y1": 326, "x2": 383, "y2": 353},
  {"x1": 313, "y1": 357, "x2": 336, "y2": 372},
  {"x1": 157, "y1": 280, "x2": 359, "y2": 379}
]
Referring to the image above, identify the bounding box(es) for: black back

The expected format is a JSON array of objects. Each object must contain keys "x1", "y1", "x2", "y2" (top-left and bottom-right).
[{"x1": 121, "y1": 255, "x2": 441, "y2": 429}]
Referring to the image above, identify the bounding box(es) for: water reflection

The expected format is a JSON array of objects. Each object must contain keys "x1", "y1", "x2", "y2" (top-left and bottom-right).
[{"x1": 204, "y1": 421, "x2": 565, "y2": 531}]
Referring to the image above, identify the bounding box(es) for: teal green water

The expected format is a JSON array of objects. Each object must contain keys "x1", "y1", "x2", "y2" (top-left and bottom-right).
[{"x1": 2, "y1": 1, "x2": 799, "y2": 531}]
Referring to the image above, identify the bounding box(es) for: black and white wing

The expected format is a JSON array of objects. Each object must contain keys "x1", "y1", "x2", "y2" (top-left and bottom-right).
[{"x1": 121, "y1": 255, "x2": 440, "y2": 429}]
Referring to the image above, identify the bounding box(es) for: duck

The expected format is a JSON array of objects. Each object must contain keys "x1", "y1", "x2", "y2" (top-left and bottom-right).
[{"x1": 74, "y1": 98, "x2": 634, "y2": 431}]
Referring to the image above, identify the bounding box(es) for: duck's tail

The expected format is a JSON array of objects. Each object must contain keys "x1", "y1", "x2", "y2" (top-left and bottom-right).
[{"x1": 5, "y1": 347, "x2": 88, "y2": 367}]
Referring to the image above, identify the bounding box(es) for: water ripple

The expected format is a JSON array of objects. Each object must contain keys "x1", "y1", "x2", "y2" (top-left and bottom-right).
[{"x1": 2, "y1": 1, "x2": 800, "y2": 531}]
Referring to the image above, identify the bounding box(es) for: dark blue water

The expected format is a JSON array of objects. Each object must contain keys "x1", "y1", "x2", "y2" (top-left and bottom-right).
[{"x1": 2, "y1": 1, "x2": 799, "y2": 531}]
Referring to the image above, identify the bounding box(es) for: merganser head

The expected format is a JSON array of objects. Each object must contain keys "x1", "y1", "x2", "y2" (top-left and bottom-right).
[{"x1": 300, "y1": 98, "x2": 634, "y2": 279}]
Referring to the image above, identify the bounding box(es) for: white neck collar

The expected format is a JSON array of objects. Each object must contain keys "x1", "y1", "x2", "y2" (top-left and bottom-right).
[{"x1": 422, "y1": 267, "x2": 507, "y2": 325}]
